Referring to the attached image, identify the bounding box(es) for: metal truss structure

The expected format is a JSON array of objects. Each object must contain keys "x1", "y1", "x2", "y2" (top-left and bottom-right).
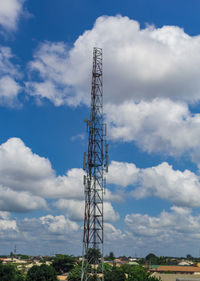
[{"x1": 81, "y1": 47, "x2": 108, "y2": 281}]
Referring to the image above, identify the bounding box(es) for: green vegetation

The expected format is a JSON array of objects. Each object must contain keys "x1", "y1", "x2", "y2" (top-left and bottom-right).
[
  {"x1": 104, "y1": 266, "x2": 126, "y2": 281},
  {"x1": 51, "y1": 254, "x2": 76, "y2": 274},
  {"x1": 86, "y1": 248, "x2": 101, "y2": 264},
  {"x1": 124, "y1": 265, "x2": 160, "y2": 281},
  {"x1": 26, "y1": 264, "x2": 57, "y2": 281},
  {"x1": 0, "y1": 263, "x2": 25, "y2": 281},
  {"x1": 68, "y1": 264, "x2": 82, "y2": 281},
  {"x1": 104, "y1": 252, "x2": 115, "y2": 261}
]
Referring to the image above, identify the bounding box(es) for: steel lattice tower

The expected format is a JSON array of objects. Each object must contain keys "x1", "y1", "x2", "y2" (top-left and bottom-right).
[{"x1": 81, "y1": 47, "x2": 108, "y2": 281}]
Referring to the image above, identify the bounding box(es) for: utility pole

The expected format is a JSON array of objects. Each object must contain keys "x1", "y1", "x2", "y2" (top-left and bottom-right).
[{"x1": 81, "y1": 47, "x2": 108, "y2": 281}]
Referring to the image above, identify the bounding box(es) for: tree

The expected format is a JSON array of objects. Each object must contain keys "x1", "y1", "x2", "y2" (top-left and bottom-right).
[
  {"x1": 121, "y1": 263, "x2": 134, "y2": 275},
  {"x1": 86, "y1": 248, "x2": 101, "y2": 264},
  {"x1": 104, "y1": 266, "x2": 126, "y2": 281},
  {"x1": 0, "y1": 263, "x2": 25, "y2": 281},
  {"x1": 51, "y1": 254, "x2": 75, "y2": 274},
  {"x1": 17, "y1": 255, "x2": 29, "y2": 260},
  {"x1": 145, "y1": 253, "x2": 159, "y2": 265},
  {"x1": 105, "y1": 252, "x2": 115, "y2": 261},
  {"x1": 104, "y1": 263, "x2": 112, "y2": 272},
  {"x1": 26, "y1": 264, "x2": 57, "y2": 281},
  {"x1": 127, "y1": 265, "x2": 160, "y2": 281},
  {"x1": 186, "y1": 254, "x2": 193, "y2": 260},
  {"x1": 68, "y1": 264, "x2": 82, "y2": 281}
]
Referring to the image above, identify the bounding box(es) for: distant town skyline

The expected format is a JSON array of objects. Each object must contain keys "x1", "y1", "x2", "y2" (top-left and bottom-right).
[{"x1": 1, "y1": 0, "x2": 200, "y2": 257}]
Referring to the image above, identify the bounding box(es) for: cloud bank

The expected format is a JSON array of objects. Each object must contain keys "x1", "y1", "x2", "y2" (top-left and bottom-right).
[
  {"x1": 106, "y1": 99, "x2": 200, "y2": 161},
  {"x1": 27, "y1": 15, "x2": 200, "y2": 106},
  {"x1": 0, "y1": 138, "x2": 119, "y2": 220},
  {"x1": 108, "y1": 161, "x2": 200, "y2": 208}
]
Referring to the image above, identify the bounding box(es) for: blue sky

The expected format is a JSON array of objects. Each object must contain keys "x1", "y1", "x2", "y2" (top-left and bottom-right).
[{"x1": 2, "y1": 0, "x2": 200, "y2": 258}]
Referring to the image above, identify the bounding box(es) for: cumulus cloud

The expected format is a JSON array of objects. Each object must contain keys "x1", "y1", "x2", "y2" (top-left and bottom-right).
[
  {"x1": 0, "y1": 186, "x2": 47, "y2": 212},
  {"x1": 26, "y1": 42, "x2": 79, "y2": 106},
  {"x1": 27, "y1": 15, "x2": 200, "y2": 106},
  {"x1": 3, "y1": 137, "x2": 200, "y2": 211},
  {"x1": 104, "y1": 223, "x2": 126, "y2": 241},
  {"x1": 0, "y1": 137, "x2": 122, "y2": 200},
  {"x1": 0, "y1": 47, "x2": 22, "y2": 106},
  {"x1": 106, "y1": 99, "x2": 200, "y2": 160},
  {"x1": 0, "y1": 212, "x2": 18, "y2": 243},
  {"x1": 25, "y1": 16, "x2": 200, "y2": 163},
  {"x1": 125, "y1": 206, "x2": 200, "y2": 240},
  {"x1": 54, "y1": 199, "x2": 120, "y2": 222},
  {"x1": 121, "y1": 206, "x2": 200, "y2": 256},
  {"x1": 12, "y1": 214, "x2": 81, "y2": 255},
  {"x1": 108, "y1": 160, "x2": 200, "y2": 208},
  {"x1": 0, "y1": 137, "x2": 84, "y2": 200},
  {"x1": 40, "y1": 215, "x2": 79, "y2": 234},
  {"x1": 0, "y1": 137, "x2": 83, "y2": 212},
  {"x1": 107, "y1": 161, "x2": 139, "y2": 187},
  {"x1": 0, "y1": 137, "x2": 120, "y2": 213},
  {"x1": 0, "y1": 217, "x2": 17, "y2": 232},
  {"x1": 0, "y1": 0, "x2": 26, "y2": 32}
]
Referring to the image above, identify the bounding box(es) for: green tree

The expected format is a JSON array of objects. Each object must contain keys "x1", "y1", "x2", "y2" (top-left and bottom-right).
[
  {"x1": 104, "y1": 263, "x2": 112, "y2": 272},
  {"x1": 104, "y1": 266, "x2": 126, "y2": 281},
  {"x1": 17, "y1": 255, "x2": 29, "y2": 260},
  {"x1": 105, "y1": 252, "x2": 115, "y2": 261},
  {"x1": 186, "y1": 254, "x2": 193, "y2": 260},
  {"x1": 51, "y1": 254, "x2": 75, "y2": 274},
  {"x1": 26, "y1": 264, "x2": 57, "y2": 281},
  {"x1": 145, "y1": 253, "x2": 158, "y2": 265},
  {"x1": 127, "y1": 265, "x2": 160, "y2": 281},
  {"x1": 0, "y1": 263, "x2": 25, "y2": 281},
  {"x1": 68, "y1": 264, "x2": 82, "y2": 281},
  {"x1": 121, "y1": 263, "x2": 134, "y2": 275},
  {"x1": 86, "y1": 248, "x2": 101, "y2": 264}
]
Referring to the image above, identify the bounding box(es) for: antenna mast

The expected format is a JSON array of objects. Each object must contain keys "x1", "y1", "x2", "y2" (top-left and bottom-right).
[{"x1": 81, "y1": 47, "x2": 108, "y2": 281}]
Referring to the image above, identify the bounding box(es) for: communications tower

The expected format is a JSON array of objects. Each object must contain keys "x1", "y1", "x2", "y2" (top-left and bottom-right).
[{"x1": 81, "y1": 47, "x2": 108, "y2": 281}]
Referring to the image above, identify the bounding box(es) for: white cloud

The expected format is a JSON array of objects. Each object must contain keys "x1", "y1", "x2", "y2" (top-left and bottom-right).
[
  {"x1": 0, "y1": 219, "x2": 17, "y2": 232},
  {"x1": 27, "y1": 15, "x2": 200, "y2": 106},
  {"x1": 71, "y1": 133, "x2": 85, "y2": 141},
  {"x1": 14, "y1": 214, "x2": 81, "y2": 255},
  {"x1": 0, "y1": 47, "x2": 22, "y2": 106},
  {"x1": 107, "y1": 161, "x2": 139, "y2": 187},
  {"x1": 40, "y1": 215, "x2": 79, "y2": 234},
  {"x1": 54, "y1": 199, "x2": 119, "y2": 222},
  {"x1": 0, "y1": 211, "x2": 10, "y2": 219},
  {"x1": 0, "y1": 138, "x2": 86, "y2": 208},
  {"x1": 125, "y1": 206, "x2": 200, "y2": 239},
  {"x1": 104, "y1": 223, "x2": 126, "y2": 241},
  {"x1": 106, "y1": 99, "x2": 200, "y2": 160},
  {"x1": 0, "y1": 0, "x2": 26, "y2": 32},
  {"x1": 0, "y1": 137, "x2": 120, "y2": 214},
  {"x1": 2, "y1": 137, "x2": 200, "y2": 213},
  {"x1": 0, "y1": 185, "x2": 47, "y2": 212},
  {"x1": 131, "y1": 162, "x2": 200, "y2": 208},
  {"x1": 3, "y1": 137, "x2": 200, "y2": 211},
  {"x1": 0, "y1": 137, "x2": 84, "y2": 199},
  {"x1": 108, "y1": 160, "x2": 200, "y2": 208},
  {"x1": 122, "y1": 206, "x2": 200, "y2": 256},
  {"x1": 0, "y1": 137, "x2": 122, "y2": 206},
  {"x1": 0, "y1": 212, "x2": 18, "y2": 241},
  {"x1": 26, "y1": 42, "x2": 80, "y2": 106}
]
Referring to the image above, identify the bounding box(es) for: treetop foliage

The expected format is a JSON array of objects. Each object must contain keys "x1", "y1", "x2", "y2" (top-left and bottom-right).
[
  {"x1": 51, "y1": 254, "x2": 76, "y2": 274},
  {"x1": 26, "y1": 264, "x2": 57, "y2": 281}
]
